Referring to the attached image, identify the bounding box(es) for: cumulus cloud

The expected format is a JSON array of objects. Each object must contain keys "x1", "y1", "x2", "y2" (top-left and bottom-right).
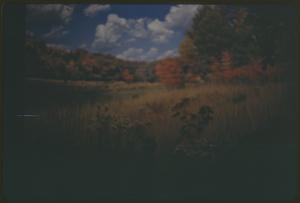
[
  {"x1": 91, "y1": 5, "x2": 202, "y2": 56},
  {"x1": 92, "y1": 14, "x2": 151, "y2": 52},
  {"x1": 164, "y1": 4, "x2": 202, "y2": 29},
  {"x1": 84, "y1": 4, "x2": 110, "y2": 17},
  {"x1": 148, "y1": 19, "x2": 174, "y2": 43},
  {"x1": 91, "y1": 4, "x2": 202, "y2": 52},
  {"x1": 116, "y1": 47, "x2": 159, "y2": 61},
  {"x1": 92, "y1": 14, "x2": 129, "y2": 51},
  {"x1": 146, "y1": 4, "x2": 201, "y2": 43},
  {"x1": 128, "y1": 18, "x2": 149, "y2": 38},
  {"x1": 148, "y1": 4, "x2": 203, "y2": 42},
  {"x1": 92, "y1": 12, "x2": 177, "y2": 52}
]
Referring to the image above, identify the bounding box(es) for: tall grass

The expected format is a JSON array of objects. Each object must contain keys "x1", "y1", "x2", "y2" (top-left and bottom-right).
[
  {"x1": 97, "y1": 83, "x2": 288, "y2": 156},
  {"x1": 18, "y1": 80, "x2": 297, "y2": 198},
  {"x1": 25, "y1": 81, "x2": 291, "y2": 161}
]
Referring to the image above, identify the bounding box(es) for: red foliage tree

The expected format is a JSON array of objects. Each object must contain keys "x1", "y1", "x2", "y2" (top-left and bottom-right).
[
  {"x1": 210, "y1": 52, "x2": 266, "y2": 83},
  {"x1": 221, "y1": 58, "x2": 265, "y2": 82},
  {"x1": 122, "y1": 68, "x2": 134, "y2": 82},
  {"x1": 155, "y1": 58, "x2": 183, "y2": 88}
]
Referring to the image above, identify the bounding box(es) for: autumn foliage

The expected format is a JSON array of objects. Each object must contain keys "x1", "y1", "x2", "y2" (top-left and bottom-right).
[
  {"x1": 122, "y1": 69, "x2": 134, "y2": 82},
  {"x1": 155, "y1": 58, "x2": 183, "y2": 88},
  {"x1": 210, "y1": 51, "x2": 267, "y2": 83}
]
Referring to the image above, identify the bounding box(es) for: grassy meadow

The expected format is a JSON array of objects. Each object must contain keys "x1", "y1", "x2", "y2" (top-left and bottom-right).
[{"x1": 10, "y1": 78, "x2": 297, "y2": 199}]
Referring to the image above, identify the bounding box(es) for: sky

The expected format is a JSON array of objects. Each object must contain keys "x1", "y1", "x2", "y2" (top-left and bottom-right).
[{"x1": 26, "y1": 4, "x2": 202, "y2": 61}]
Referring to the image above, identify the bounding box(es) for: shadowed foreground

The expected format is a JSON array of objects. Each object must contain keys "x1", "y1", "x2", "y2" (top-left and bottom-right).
[{"x1": 4, "y1": 80, "x2": 298, "y2": 200}]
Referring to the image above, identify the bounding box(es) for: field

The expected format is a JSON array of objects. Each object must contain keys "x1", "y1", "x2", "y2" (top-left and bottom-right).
[{"x1": 7, "y1": 78, "x2": 298, "y2": 200}]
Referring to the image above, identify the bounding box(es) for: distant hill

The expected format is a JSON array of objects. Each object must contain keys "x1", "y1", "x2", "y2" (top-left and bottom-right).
[{"x1": 25, "y1": 36, "x2": 158, "y2": 82}]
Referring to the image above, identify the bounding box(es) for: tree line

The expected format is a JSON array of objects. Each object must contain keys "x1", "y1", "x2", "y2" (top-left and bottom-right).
[
  {"x1": 158, "y1": 5, "x2": 296, "y2": 86},
  {"x1": 25, "y1": 38, "x2": 158, "y2": 82},
  {"x1": 25, "y1": 5, "x2": 296, "y2": 86}
]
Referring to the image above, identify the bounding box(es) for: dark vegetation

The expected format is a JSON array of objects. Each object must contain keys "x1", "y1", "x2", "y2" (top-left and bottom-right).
[{"x1": 15, "y1": 82, "x2": 297, "y2": 199}]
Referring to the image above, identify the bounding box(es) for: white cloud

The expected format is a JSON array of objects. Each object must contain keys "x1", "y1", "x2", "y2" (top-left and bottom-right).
[
  {"x1": 84, "y1": 4, "x2": 110, "y2": 17},
  {"x1": 147, "y1": 19, "x2": 174, "y2": 43},
  {"x1": 92, "y1": 13, "x2": 177, "y2": 52},
  {"x1": 107, "y1": 14, "x2": 128, "y2": 26},
  {"x1": 27, "y1": 4, "x2": 74, "y2": 24},
  {"x1": 92, "y1": 14, "x2": 150, "y2": 52},
  {"x1": 46, "y1": 43, "x2": 70, "y2": 51},
  {"x1": 117, "y1": 48, "x2": 144, "y2": 61},
  {"x1": 128, "y1": 18, "x2": 148, "y2": 38},
  {"x1": 147, "y1": 47, "x2": 159, "y2": 56},
  {"x1": 116, "y1": 47, "x2": 159, "y2": 61},
  {"x1": 157, "y1": 49, "x2": 178, "y2": 60},
  {"x1": 91, "y1": 5, "x2": 202, "y2": 55},
  {"x1": 92, "y1": 14, "x2": 129, "y2": 51},
  {"x1": 140, "y1": 47, "x2": 159, "y2": 61},
  {"x1": 43, "y1": 25, "x2": 69, "y2": 38},
  {"x1": 165, "y1": 4, "x2": 202, "y2": 29},
  {"x1": 145, "y1": 4, "x2": 201, "y2": 43},
  {"x1": 148, "y1": 19, "x2": 168, "y2": 34}
]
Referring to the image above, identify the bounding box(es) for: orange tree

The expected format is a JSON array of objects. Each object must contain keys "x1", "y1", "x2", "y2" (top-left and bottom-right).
[{"x1": 155, "y1": 57, "x2": 183, "y2": 88}]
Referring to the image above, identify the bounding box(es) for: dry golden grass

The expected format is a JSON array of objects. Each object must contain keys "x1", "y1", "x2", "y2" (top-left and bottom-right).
[
  {"x1": 91, "y1": 83, "x2": 288, "y2": 157},
  {"x1": 27, "y1": 78, "x2": 291, "y2": 160}
]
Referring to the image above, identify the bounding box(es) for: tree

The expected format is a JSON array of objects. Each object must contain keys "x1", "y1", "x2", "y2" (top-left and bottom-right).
[
  {"x1": 229, "y1": 7, "x2": 261, "y2": 66},
  {"x1": 155, "y1": 58, "x2": 183, "y2": 88},
  {"x1": 80, "y1": 55, "x2": 97, "y2": 80},
  {"x1": 179, "y1": 36, "x2": 200, "y2": 72},
  {"x1": 247, "y1": 5, "x2": 296, "y2": 69},
  {"x1": 184, "y1": 4, "x2": 296, "y2": 83},
  {"x1": 121, "y1": 68, "x2": 134, "y2": 82},
  {"x1": 189, "y1": 5, "x2": 233, "y2": 74},
  {"x1": 189, "y1": 6, "x2": 261, "y2": 68}
]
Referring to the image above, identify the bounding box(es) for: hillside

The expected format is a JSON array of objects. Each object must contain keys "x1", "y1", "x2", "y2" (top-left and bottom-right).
[{"x1": 25, "y1": 36, "x2": 158, "y2": 82}]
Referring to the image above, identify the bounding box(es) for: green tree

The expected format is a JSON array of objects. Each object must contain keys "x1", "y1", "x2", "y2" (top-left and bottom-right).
[
  {"x1": 178, "y1": 35, "x2": 201, "y2": 74},
  {"x1": 248, "y1": 5, "x2": 297, "y2": 68},
  {"x1": 189, "y1": 5, "x2": 233, "y2": 76}
]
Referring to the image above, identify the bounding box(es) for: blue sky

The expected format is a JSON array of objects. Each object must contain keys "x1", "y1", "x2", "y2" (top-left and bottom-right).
[{"x1": 26, "y1": 4, "x2": 202, "y2": 61}]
